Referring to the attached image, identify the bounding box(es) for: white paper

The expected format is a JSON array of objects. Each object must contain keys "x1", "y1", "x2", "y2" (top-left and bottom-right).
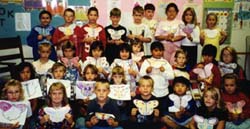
[
  {"x1": 133, "y1": 99, "x2": 158, "y2": 115},
  {"x1": 15, "y1": 13, "x2": 31, "y2": 31},
  {"x1": 47, "y1": 79, "x2": 71, "y2": 98},
  {"x1": 44, "y1": 105, "x2": 70, "y2": 123},
  {"x1": 0, "y1": 100, "x2": 28, "y2": 125},
  {"x1": 21, "y1": 79, "x2": 42, "y2": 100},
  {"x1": 75, "y1": 81, "x2": 96, "y2": 100},
  {"x1": 108, "y1": 84, "x2": 131, "y2": 100}
]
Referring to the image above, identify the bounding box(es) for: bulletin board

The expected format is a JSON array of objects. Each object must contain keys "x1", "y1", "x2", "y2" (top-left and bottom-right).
[{"x1": 232, "y1": 0, "x2": 250, "y2": 30}]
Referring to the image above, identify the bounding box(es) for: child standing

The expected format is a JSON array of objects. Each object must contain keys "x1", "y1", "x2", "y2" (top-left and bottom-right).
[
  {"x1": 105, "y1": 8, "x2": 127, "y2": 64},
  {"x1": 27, "y1": 10, "x2": 57, "y2": 61},
  {"x1": 131, "y1": 40, "x2": 145, "y2": 68},
  {"x1": 81, "y1": 7, "x2": 106, "y2": 61},
  {"x1": 181, "y1": 7, "x2": 200, "y2": 69},
  {"x1": 51, "y1": 62, "x2": 66, "y2": 79},
  {"x1": 221, "y1": 73, "x2": 250, "y2": 129},
  {"x1": 155, "y1": 3, "x2": 185, "y2": 65},
  {"x1": 172, "y1": 49, "x2": 190, "y2": 79},
  {"x1": 162, "y1": 76, "x2": 196, "y2": 129},
  {"x1": 200, "y1": 13, "x2": 227, "y2": 60}
]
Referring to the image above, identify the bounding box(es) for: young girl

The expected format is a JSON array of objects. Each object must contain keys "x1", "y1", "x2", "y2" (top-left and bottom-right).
[
  {"x1": 1, "y1": 79, "x2": 32, "y2": 129},
  {"x1": 131, "y1": 40, "x2": 145, "y2": 68},
  {"x1": 190, "y1": 87, "x2": 226, "y2": 129},
  {"x1": 110, "y1": 43, "x2": 139, "y2": 94},
  {"x1": 219, "y1": 46, "x2": 245, "y2": 80},
  {"x1": 110, "y1": 65, "x2": 127, "y2": 85},
  {"x1": 51, "y1": 62, "x2": 66, "y2": 79},
  {"x1": 155, "y1": 3, "x2": 185, "y2": 65},
  {"x1": 172, "y1": 49, "x2": 190, "y2": 79},
  {"x1": 82, "y1": 64, "x2": 99, "y2": 81},
  {"x1": 221, "y1": 73, "x2": 250, "y2": 129},
  {"x1": 37, "y1": 82, "x2": 74, "y2": 129},
  {"x1": 200, "y1": 12, "x2": 227, "y2": 60},
  {"x1": 81, "y1": 7, "x2": 106, "y2": 61},
  {"x1": 27, "y1": 10, "x2": 57, "y2": 61},
  {"x1": 181, "y1": 7, "x2": 200, "y2": 69},
  {"x1": 82, "y1": 41, "x2": 109, "y2": 79},
  {"x1": 15, "y1": 62, "x2": 36, "y2": 82}
]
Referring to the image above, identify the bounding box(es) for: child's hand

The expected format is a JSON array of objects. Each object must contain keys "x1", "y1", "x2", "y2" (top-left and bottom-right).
[
  {"x1": 220, "y1": 31, "x2": 227, "y2": 37},
  {"x1": 38, "y1": 35, "x2": 43, "y2": 40},
  {"x1": 97, "y1": 67, "x2": 104, "y2": 73},
  {"x1": 40, "y1": 114, "x2": 50, "y2": 125},
  {"x1": 84, "y1": 37, "x2": 96, "y2": 44},
  {"x1": 135, "y1": 35, "x2": 144, "y2": 41},
  {"x1": 10, "y1": 122, "x2": 20, "y2": 129},
  {"x1": 83, "y1": 98, "x2": 90, "y2": 105},
  {"x1": 146, "y1": 66, "x2": 153, "y2": 73},
  {"x1": 231, "y1": 113, "x2": 239, "y2": 121},
  {"x1": 90, "y1": 116, "x2": 99, "y2": 126},
  {"x1": 65, "y1": 113, "x2": 73, "y2": 124},
  {"x1": 175, "y1": 111, "x2": 182, "y2": 119},
  {"x1": 154, "y1": 109, "x2": 160, "y2": 117},
  {"x1": 131, "y1": 108, "x2": 138, "y2": 116},
  {"x1": 114, "y1": 39, "x2": 124, "y2": 45},
  {"x1": 159, "y1": 66, "x2": 165, "y2": 72},
  {"x1": 107, "y1": 117, "x2": 115, "y2": 126},
  {"x1": 128, "y1": 68, "x2": 137, "y2": 77},
  {"x1": 46, "y1": 35, "x2": 52, "y2": 41},
  {"x1": 130, "y1": 91, "x2": 136, "y2": 97}
]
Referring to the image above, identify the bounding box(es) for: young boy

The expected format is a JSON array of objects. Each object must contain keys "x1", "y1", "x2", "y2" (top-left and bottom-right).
[
  {"x1": 105, "y1": 8, "x2": 127, "y2": 64},
  {"x1": 142, "y1": 3, "x2": 158, "y2": 57},
  {"x1": 127, "y1": 5, "x2": 152, "y2": 56},
  {"x1": 85, "y1": 79, "x2": 121, "y2": 129},
  {"x1": 162, "y1": 76, "x2": 196, "y2": 129},
  {"x1": 51, "y1": 62, "x2": 66, "y2": 79}
]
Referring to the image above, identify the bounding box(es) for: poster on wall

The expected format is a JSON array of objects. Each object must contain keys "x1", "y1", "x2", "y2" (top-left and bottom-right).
[
  {"x1": 15, "y1": 12, "x2": 31, "y2": 31},
  {"x1": 205, "y1": 0, "x2": 233, "y2": 2},
  {"x1": 68, "y1": 0, "x2": 90, "y2": 6},
  {"x1": 45, "y1": 0, "x2": 66, "y2": 16},
  {"x1": 232, "y1": 1, "x2": 250, "y2": 30},
  {"x1": 23, "y1": 0, "x2": 43, "y2": 10}
]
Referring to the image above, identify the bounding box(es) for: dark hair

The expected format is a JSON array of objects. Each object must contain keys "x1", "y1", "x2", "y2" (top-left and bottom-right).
[
  {"x1": 130, "y1": 39, "x2": 144, "y2": 52},
  {"x1": 39, "y1": 10, "x2": 52, "y2": 19},
  {"x1": 182, "y1": 7, "x2": 197, "y2": 25},
  {"x1": 62, "y1": 41, "x2": 76, "y2": 51},
  {"x1": 89, "y1": 41, "x2": 105, "y2": 57},
  {"x1": 202, "y1": 44, "x2": 217, "y2": 58},
  {"x1": 82, "y1": 64, "x2": 99, "y2": 80},
  {"x1": 88, "y1": 7, "x2": 99, "y2": 16},
  {"x1": 64, "y1": 8, "x2": 75, "y2": 16},
  {"x1": 15, "y1": 62, "x2": 36, "y2": 81},
  {"x1": 173, "y1": 76, "x2": 190, "y2": 87},
  {"x1": 144, "y1": 3, "x2": 155, "y2": 11},
  {"x1": 133, "y1": 5, "x2": 144, "y2": 15},
  {"x1": 51, "y1": 62, "x2": 66, "y2": 73},
  {"x1": 206, "y1": 13, "x2": 218, "y2": 25},
  {"x1": 150, "y1": 41, "x2": 164, "y2": 51},
  {"x1": 119, "y1": 43, "x2": 132, "y2": 59},
  {"x1": 110, "y1": 8, "x2": 121, "y2": 17},
  {"x1": 222, "y1": 73, "x2": 239, "y2": 93},
  {"x1": 165, "y1": 3, "x2": 179, "y2": 14}
]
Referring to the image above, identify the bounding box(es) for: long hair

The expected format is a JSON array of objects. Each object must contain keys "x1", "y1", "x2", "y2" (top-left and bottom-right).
[
  {"x1": 182, "y1": 7, "x2": 197, "y2": 25},
  {"x1": 110, "y1": 65, "x2": 127, "y2": 84},
  {"x1": 1, "y1": 79, "x2": 24, "y2": 101},
  {"x1": 47, "y1": 82, "x2": 68, "y2": 107},
  {"x1": 220, "y1": 46, "x2": 237, "y2": 63},
  {"x1": 203, "y1": 87, "x2": 224, "y2": 109},
  {"x1": 15, "y1": 62, "x2": 36, "y2": 81}
]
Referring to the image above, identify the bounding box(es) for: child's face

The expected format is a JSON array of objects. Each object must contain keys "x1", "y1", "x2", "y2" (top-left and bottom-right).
[
  {"x1": 20, "y1": 67, "x2": 31, "y2": 81},
  {"x1": 224, "y1": 78, "x2": 237, "y2": 94},
  {"x1": 110, "y1": 16, "x2": 121, "y2": 26},
  {"x1": 95, "y1": 84, "x2": 110, "y2": 102},
  {"x1": 133, "y1": 12, "x2": 143, "y2": 24},
  {"x1": 120, "y1": 50, "x2": 130, "y2": 60},
  {"x1": 64, "y1": 11, "x2": 75, "y2": 24},
  {"x1": 39, "y1": 47, "x2": 51, "y2": 59},
  {"x1": 139, "y1": 80, "x2": 153, "y2": 97},
  {"x1": 173, "y1": 82, "x2": 188, "y2": 96},
  {"x1": 40, "y1": 13, "x2": 51, "y2": 26},
  {"x1": 63, "y1": 48, "x2": 74, "y2": 58},
  {"x1": 204, "y1": 91, "x2": 216, "y2": 109},
  {"x1": 184, "y1": 10, "x2": 193, "y2": 24},
  {"x1": 88, "y1": 11, "x2": 98, "y2": 24},
  {"x1": 112, "y1": 74, "x2": 123, "y2": 85},
  {"x1": 84, "y1": 68, "x2": 97, "y2": 81},
  {"x1": 144, "y1": 10, "x2": 154, "y2": 20},
  {"x1": 53, "y1": 67, "x2": 65, "y2": 79},
  {"x1": 206, "y1": 15, "x2": 217, "y2": 29},
  {"x1": 151, "y1": 48, "x2": 163, "y2": 59},
  {"x1": 132, "y1": 44, "x2": 142, "y2": 54},
  {"x1": 6, "y1": 86, "x2": 21, "y2": 101},
  {"x1": 166, "y1": 7, "x2": 177, "y2": 20},
  {"x1": 176, "y1": 53, "x2": 186, "y2": 67},
  {"x1": 50, "y1": 89, "x2": 64, "y2": 106},
  {"x1": 222, "y1": 50, "x2": 233, "y2": 64},
  {"x1": 92, "y1": 48, "x2": 103, "y2": 58},
  {"x1": 202, "y1": 55, "x2": 213, "y2": 64}
]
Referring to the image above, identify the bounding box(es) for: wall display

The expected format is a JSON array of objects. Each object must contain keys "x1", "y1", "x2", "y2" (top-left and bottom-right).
[{"x1": 232, "y1": 1, "x2": 250, "y2": 30}]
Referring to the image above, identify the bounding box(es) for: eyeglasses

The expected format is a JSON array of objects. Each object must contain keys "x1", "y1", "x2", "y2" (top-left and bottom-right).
[{"x1": 7, "y1": 91, "x2": 20, "y2": 95}]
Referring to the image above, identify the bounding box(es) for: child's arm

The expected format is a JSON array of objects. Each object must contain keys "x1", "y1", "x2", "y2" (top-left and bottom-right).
[
  {"x1": 130, "y1": 107, "x2": 138, "y2": 122},
  {"x1": 219, "y1": 30, "x2": 227, "y2": 45},
  {"x1": 200, "y1": 30, "x2": 205, "y2": 46},
  {"x1": 189, "y1": 117, "x2": 197, "y2": 129},
  {"x1": 135, "y1": 35, "x2": 151, "y2": 43},
  {"x1": 216, "y1": 120, "x2": 225, "y2": 129},
  {"x1": 65, "y1": 113, "x2": 74, "y2": 128},
  {"x1": 85, "y1": 116, "x2": 99, "y2": 128},
  {"x1": 191, "y1": 26, "x2": 201, "y2": 44}
]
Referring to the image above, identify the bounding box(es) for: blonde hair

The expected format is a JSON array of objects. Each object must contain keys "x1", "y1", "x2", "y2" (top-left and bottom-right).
[
  {"x1": 47, "y1": 82, "x2": 68, "y2": 107},
  {"x1": 138, "y1": 75, "x2": 154, "y2": 88},
  {"x1": 51, "y1": 62, "x2": 66, "y2": 73},
  {"x1": 203, "y1": 87, "x2": 224, "y2": 109},
  {"x1": 111, "y1": 66, "x2": 127, "y2": 84},
  {"x1": 38, "y1": 42, "x2": 51, "y2": 51},
  {"x1": 95, "y1": 79, "x2": 110, "y2": 90},
  {"x1": 1, "y1": 79, "x2": 24, "y2": 101},
  {"x1": 220, "y1": 46, "x2": 237, "y2": 63}
]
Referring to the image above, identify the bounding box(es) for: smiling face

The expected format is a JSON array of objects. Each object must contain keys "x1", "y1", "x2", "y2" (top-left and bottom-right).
[
  {"x1": 139, "y1": 79, "x2": 153, "y2": 98},
  {"x1": 50, "y1": 89, "x2": 64, "y2": 106},
  {"x1": 6, "y1": 85, "x2": 21, "y2": 102},
  {"x1": 184, "y1": 10, "x2": 193, "y2": 24},
  {"x1": 40, "y1": 13, "x2": 51, "y2": 27},
  {"x1": 88, "y1": 10, "x2": 98, "y2": 24},
  {"x1": 166, "y1": 7, "x2": 178, "y2": 20},
  {"x1": 110, "y1": 15, "x2": 121, "y2": 26},
  {"x1": 204, "y1": 91, "x2": 217, "y2": 109}
]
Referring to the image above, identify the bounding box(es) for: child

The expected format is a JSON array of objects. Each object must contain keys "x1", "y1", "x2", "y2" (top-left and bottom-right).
[
  {"x1": 131, "y1": 40, "x2": 145, "y2": 68},
  {"x1": 82, "y1": 64, "x2": 99, "y2": 81},
  {"x1": 27, "y1": 10, "x2": 57, "y2": 61},
  {"x1": 51, "y1": 62, "x2": 66, "y2": 79},
  {"x1": 82, "y1": 41, "x2": 109, "y2": 79},
  {"x1": 110, "y1": 65, "x2": 127, "y2": 85},
  {"x1": 221, "y1": 73, "x2": 250, "y2": 129},
  {"x1": 127, "y1": 5, "x2": 152, "y2": 56},
  {"x1": 162, "y1": 76, "x2": 196, "y2": 129},
  {"x1": 140, "y1": 41, "x2": 174, "y2": 99},
  {"x1": 85, "y1": 79, "x2": 121, "y2": 129},
  {"x1": 172, "y1": 49, "x2": 190, "y2": 79},
  {"x1": 81, "y1": 7, "x2": 106, "y2": 61},
  {"x1": 1, "y1": 79, "x2": 32, "y2": 129},
  {"x1": 15, "y1": 62, "x2": 36, "y2": 82},
  {"x1": 105, "y1": 8, "x2": 127, "y2": 64},
  {"x1": 219, "y1": 46, "x2": 245, "y2": 80},
  {"x1": 37, "y1": 82, "x2": 74, "y2": 128},
  {"x1": 190, "y1": 87, "x2": 226, "y2": 129},
  {"x1": 181, "y1": 7, "x2": 200, "y2": 69},
  {"x1": 123, "y1": 75, "x2": 164, "y2": 129},
  {"x1": 52, "y1": 8, "x2": 83, "y2": 57},
  {"x1": 200, "y1": 12, "x2": 227, "y2": 60},
  {"x1": 110, "y1": 43, "x2": 139, "y2": 94},
  {"x1": 190, "y1": 44, "x2": 221, "y2": 89},
  {"x1": 155, "y1": 3, "x2": 185, "y2": 65}
]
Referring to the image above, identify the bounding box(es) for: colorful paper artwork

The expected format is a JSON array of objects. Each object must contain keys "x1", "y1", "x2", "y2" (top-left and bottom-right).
[
  {"x1": 45, "y1": 0, "x2": 66, "y2": 16},
  {"x1": 75, "y1": 81, "x2": 96, "y2": 100},
  {"x1": 23, "y1": 0, "x2": 43, "y2": 9},
  {"x1": 46, "y1": 79, "x2": 71, "y2": 98},
  {"x1": 109, "y1": 84, "x2": 131, "y2": 101},
  {"x1": 133, "y1": 99, "x2": 159, "y2": 115},
  {"x1": 21, "y1": 79, "x2": 42, "y2": 100}
]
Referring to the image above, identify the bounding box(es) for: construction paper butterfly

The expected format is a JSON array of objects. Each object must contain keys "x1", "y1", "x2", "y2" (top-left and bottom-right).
[
  {"x1": 193, "y1": 63, "x2": 213, "y2": 79},
  {"x1": 21, "y1": 79, "x2": 42, "y2": 100},
  {"x1": 34, "y1": 26, "x2": 53, "y2": 36},
  {"x1": 58, "y1": 24, "x2": 76, "y2": 36},
  {"x1": 76, "y1": 81, "x2": 96, "y2": 100},
  {"x1": 218, "y1": 62, "x2": 237, "y2": 75},
  {"x1": 179, "y1": 24, "x2": 194, "y2": 34},
  {"x1": 61, "y1": 57, "x2": 79, "y2": 68},
  {"x1": 44, "y1": 105, "x2": 70, "y2": 123},
  {"x1": 109, "y1": 84, "x2": 131, "y2": 101},
  {"x1": 86, "y1": 57, "x2": 109, "y2": 69},
  {"x1": 132, "y1": 52, "x2": 144, "y2": 62},
  {"x1": 95, "y1": 112, "x2": 115, "y2": 120},
  {"x1": 168, "y1": 94, "x2": 192, "y2": 112},
  {"x1": 107, "y1": 29, "x2": 125, "y2": 40},
  {"x1": 133, "y1": 99, "x2": 159, "y2": 116},
  {"x1": 225, "y1": 100, "x2": 246, "y2": 114},
  {"x1": 194, "y1": 115, "x2": 218, "y2": 129}
]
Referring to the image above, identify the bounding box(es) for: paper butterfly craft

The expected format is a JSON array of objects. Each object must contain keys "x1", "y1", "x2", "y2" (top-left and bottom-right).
[
  {"x1": 44, "y1": 105, "x2": 70, "y2": 123},
  {"x1": 0, "y1": 100, "x2": 28, "y2": 125},
  {"x1": 193, "y1": 63, "x2": 213, "y2": 79},
  {"x1": 162, "y1": 25, "x2": 178, "y2": 34},
  {"x1": 218, "y1": 62, "x2": 237, "y2": 75},
  {"x1": 147, "y1": 58, "x2": 167, "y2": 75},
  {"x1": 109, "y1": 84, "x2": 131, "y2": 101},
  {"x1": 168, "y1": 94, "x2": 192, "y2": 112},
  {"x1": 75, "y1": 81, "x2": 96, "y2": 100},
  {"x1": 83, "y1": 26, "x2": 102, "y2": 53},
  {"x1": 47, "y1": 79, "x2": 71, "y2": 98},
  {"x1": 174, "y1": 69, "x2": 190, "y2": 80},
  {"x1": 179, "y1": 24, "x2": 194, "y2": 34},
  {"x1": 133, "y1": 99, "x2": 159, "y2": 116},
  {"x1": 58, "y1": 24, "x2": 76, "y2": 36},
  {"x1": 204, "y1": 29, "x2": 219, "y2": 38},
  {"x1": 86, "y1": 57, "x2": 109, "y2": 69},
  {"x1": 95, "y1": 112, "x2": 115, "y2": 120},
  {"x1": 107, "y1": 29, "x2": 125, "y2": 40},
  {"x1": 194, "y1": 115, "x2": 218, "y2": 129},
  {"x1": 132, "y1": 52, "x2": 144, "y2": 62},
  {"x1": 225, "y1": 100, "x2": 246, "y2": 114},
  {"x1": 34, "y1": 26, "x2": 53, "y2": 36},
  {"x1": 21, "y1": 79, "x2": 42, "y2": 100},
  {"x1": 61, "y1": 57, "x2": 79, "y2": 68}
]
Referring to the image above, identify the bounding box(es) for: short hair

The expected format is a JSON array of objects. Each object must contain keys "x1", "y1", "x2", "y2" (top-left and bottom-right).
[
  {"x1": 138, "y1": 75, "x2": 154, "y2": 88},
  {"x1": 202, "y1": 44, "x2": 217, "y2": 58},
  {"x1": 182, "y1": 7, "x2": 197, "y2": 25},
  {"x1": 88, "y1": 7, "x2": 99, "y2": 16},
  {"x1": 173, "y1": 76, "x2": 190, "y2": 87},
  {"x1": 64, "y1": 8, "x2": 75, "y2": 16},
  {"x1": 206, "y1": 13, "x2": 218, "y2": 25},
  {"x1": 1, "y1": 79, "x2": 24, "y2": 100},
  {"x1": 51, "y1": 62, "x2": 66, "y2": 73},
  {"x1": 174, "y1": 49, "x2": 187, "y2": 58},
  {"x1": 47, "y1": 82, "x2": 68, "y2": 106},
  {"x1": 95, "y1": 79, "x2": 110, "y2": 90},
  {"x1": 110, "y1": 8, "x2": 121, "y2": 17},
  {"x1": 15, "y1": 62, "x2": 36, "y2": 81},
  {"x1": 38, "y1": 42, "x2": 51, "y2": 51},
  {"x1": 119, "y1": 43, "x2": 132, "y2": 59},
  {"x1": 133, "y1": 5, "x2": 144, "y2": 15},
  {"x1": 62, "y1": 41, "x2": 76, "y2": 51},
  {"x1": 110, "y1": 66, "x2": 127, "y2": 84},
  {"x1": 220, "y1": 46, "x2": 237, "y2": 63},
  {"x1": 130, "y1": 39, "x2": 144, "y2": 52},
  {"x1": 150, "y1": 41, "x2": 164, "y2": 51},
  {"x1": 39, "y1": 10, "x2": 52, "y2": 19},
  {"x1": 89, "y1": 41, "x2": 105, "y2": 56},
  {"x1": 222, "y1": 73, "x2": 239, "y2": 92},
  {"x1": 144, "y1": 3, "x2": 155, "y2": 11},
  {"x1": 165, "y1": 3, "x2": 179, "y2": 14}
]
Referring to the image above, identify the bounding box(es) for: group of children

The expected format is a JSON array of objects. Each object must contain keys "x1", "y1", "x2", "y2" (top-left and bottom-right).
[{"x1": 0, "y1": 2, "x2": 249, "y2": 129}]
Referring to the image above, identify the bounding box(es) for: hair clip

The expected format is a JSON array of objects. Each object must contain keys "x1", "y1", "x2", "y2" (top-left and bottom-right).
[{"x1": 38, "y1": 39, "x2": 52, "y2": 45}]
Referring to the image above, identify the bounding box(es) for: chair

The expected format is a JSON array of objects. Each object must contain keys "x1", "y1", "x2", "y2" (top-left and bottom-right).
[{"x1": 0, "y1": 36, "x2": 24, "y2": 78}]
